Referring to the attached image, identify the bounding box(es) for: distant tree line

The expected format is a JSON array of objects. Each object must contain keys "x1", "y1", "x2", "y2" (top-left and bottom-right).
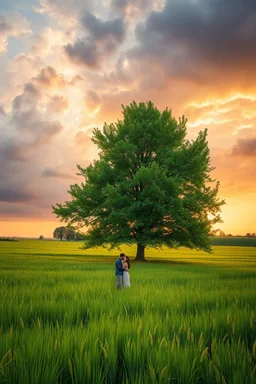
[
  {"x1": 53, "y1": 226, "x2": 85, "y2": 241},
  {"x1": 210, "y1": 230, "x2": 256, "y2": 237},
  {"x1": 0, "y1": 238, "x2": 17, "y2": 242}
]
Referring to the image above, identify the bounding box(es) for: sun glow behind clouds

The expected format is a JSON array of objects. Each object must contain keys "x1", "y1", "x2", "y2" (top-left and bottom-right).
[
  {"x1": 88, "y1": 104, "x2": 102, "y2": 117},
  {"x1": 189, "y1": 93, "x2": 256, "y2": 109},
  {"x1": 189, "y1": 118, "x2": 232, "y2": 128},
  {"x1": 232, "y1": 125, "x2": 253, "y2": 135}
]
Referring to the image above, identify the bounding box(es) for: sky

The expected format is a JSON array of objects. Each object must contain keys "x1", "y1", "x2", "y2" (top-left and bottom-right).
[{"x1": 0, "y1": 0, "x2": 256, "y2": 238}]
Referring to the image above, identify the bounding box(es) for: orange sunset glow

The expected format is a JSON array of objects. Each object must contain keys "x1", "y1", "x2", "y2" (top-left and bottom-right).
[{"x1": 0, "y1": 0, "x2": 256, "y2": 238}]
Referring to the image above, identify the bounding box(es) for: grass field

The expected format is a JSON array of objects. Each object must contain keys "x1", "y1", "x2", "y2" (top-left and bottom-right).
[{"x1": 0, "y1": 240, "x2": 255, "y2": 383}]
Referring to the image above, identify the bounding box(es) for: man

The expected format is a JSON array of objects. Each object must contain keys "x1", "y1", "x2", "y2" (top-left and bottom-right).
[{"x1": 115, "y1": 253, "x2": 126, "y2": 289}]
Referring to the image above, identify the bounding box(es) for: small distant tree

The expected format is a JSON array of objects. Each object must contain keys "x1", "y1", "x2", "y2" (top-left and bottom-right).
[
  {"x1": 65, "y1": 226, "x2": 77, "y2": 241},
  {"x1": 53, "y1": 226, "x2": 66, "y2": 241},
  {"x1": 39, "y1": 235, "x2": 44, "y2": 240},
  {"x1": 53, "y1": 101, "x2": 224, "y2": 261},
  {"x1": 246, "y1": 232, "x2": 255, "y2": 237}
]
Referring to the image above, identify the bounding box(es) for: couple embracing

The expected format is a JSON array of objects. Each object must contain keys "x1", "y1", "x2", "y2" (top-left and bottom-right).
[{"x1": 115, "y1": 253, "x2": 131, "y2": 289}]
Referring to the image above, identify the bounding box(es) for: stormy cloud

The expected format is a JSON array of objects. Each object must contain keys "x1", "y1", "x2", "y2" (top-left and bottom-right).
[
  {"x1": 65, "y1": 39, "x2": 100, "y2": 68},
  {"x1": 130, "y1": 0, "x2": 256, "y2": 84},
  {"x1": 65, "y1": 12, "x2": 126, "y2": 68},
  {"x1": 0, "y1": 187, "x2": 36, "y2": 203},
  {"x1": 81, "y1": 12, "x2": 125, "y2": 43}
]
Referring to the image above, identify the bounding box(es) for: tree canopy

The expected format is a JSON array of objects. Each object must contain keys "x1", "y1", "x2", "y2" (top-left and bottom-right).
[
  {"x1": 53, "y1": 225, "x2": 77, "y2": 241},
  {"x1": 53, "y1": 226, "x2": 66, "y2": 241},
  {"x1": 53, "y1": 101, "x2": 224, "y2": 260}
]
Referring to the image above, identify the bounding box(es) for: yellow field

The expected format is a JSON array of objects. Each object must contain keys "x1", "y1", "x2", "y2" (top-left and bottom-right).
[{"x1": 0, "y1": 240, "x2": 255, "y2": 383}]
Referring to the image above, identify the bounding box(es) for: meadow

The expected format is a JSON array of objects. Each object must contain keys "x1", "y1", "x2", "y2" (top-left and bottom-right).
[{"x1": 0, "y1": 240, "x2": 255, "y2": 383}]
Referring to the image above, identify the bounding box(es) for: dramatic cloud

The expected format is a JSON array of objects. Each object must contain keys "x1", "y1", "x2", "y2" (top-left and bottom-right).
[
  {"x1": 130, "y1": 0, "x2": 256, "y2": 89},
  {"x1": 0, "y1": 77, "x2": 65, "y2": 212},
  {"x1": 0, "y1": 54, "x2": 97, "y2": 223},
  {"x1": 81, "y1": 12, "x2": 125, "y2": 43},
  {"x1": 184, "y1": 96, "x2": 256, "y2": 145},
  {"x1": 12, "y1": 82, "x2": 41, "y2": 112},
  {"x1": 65, "y1": 39, "x2": 100, "y2": 68},
  {"x1": 10, "y1": 82, "x2": 63, "y2": 143},
  {"x1": 0, "y1": 187, "x2": 35, "y2": 203},
  {"x1": 65, "y1": 12, "x2": 126, "y2": 68}
]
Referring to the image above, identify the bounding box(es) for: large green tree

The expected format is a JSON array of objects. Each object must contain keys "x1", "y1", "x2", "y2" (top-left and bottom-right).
[{"x1": 53, "y1": 101, "x2": 224, "y2": 261}]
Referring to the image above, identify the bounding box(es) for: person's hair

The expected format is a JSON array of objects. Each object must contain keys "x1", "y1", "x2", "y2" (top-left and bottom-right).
[
  {"x1": 120, "y1": 253, "x2": 125, "y2": 257},
  {"x1": 126, "y1": 256, "x2": 130, "y2": 269}
]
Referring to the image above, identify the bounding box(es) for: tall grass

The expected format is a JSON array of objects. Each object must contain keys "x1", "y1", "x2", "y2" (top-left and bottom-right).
[{"x1": 0, "y1": 240, "x2": 255, "y2": 383}]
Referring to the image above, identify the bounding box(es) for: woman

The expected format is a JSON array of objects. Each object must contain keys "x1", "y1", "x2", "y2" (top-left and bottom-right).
[{"x1": 122, "y1": 256, "x2": 131, "y2": 288}]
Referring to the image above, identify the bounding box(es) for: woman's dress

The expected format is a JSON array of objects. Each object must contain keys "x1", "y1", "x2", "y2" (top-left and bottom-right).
[{"x1": 123, "y1": 270, "x2": 131, "y2": 288}]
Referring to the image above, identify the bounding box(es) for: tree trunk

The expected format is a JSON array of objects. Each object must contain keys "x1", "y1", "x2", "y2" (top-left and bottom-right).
[{"x1": 135, "y1": 244, "x2": 146, "y2": 261}]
